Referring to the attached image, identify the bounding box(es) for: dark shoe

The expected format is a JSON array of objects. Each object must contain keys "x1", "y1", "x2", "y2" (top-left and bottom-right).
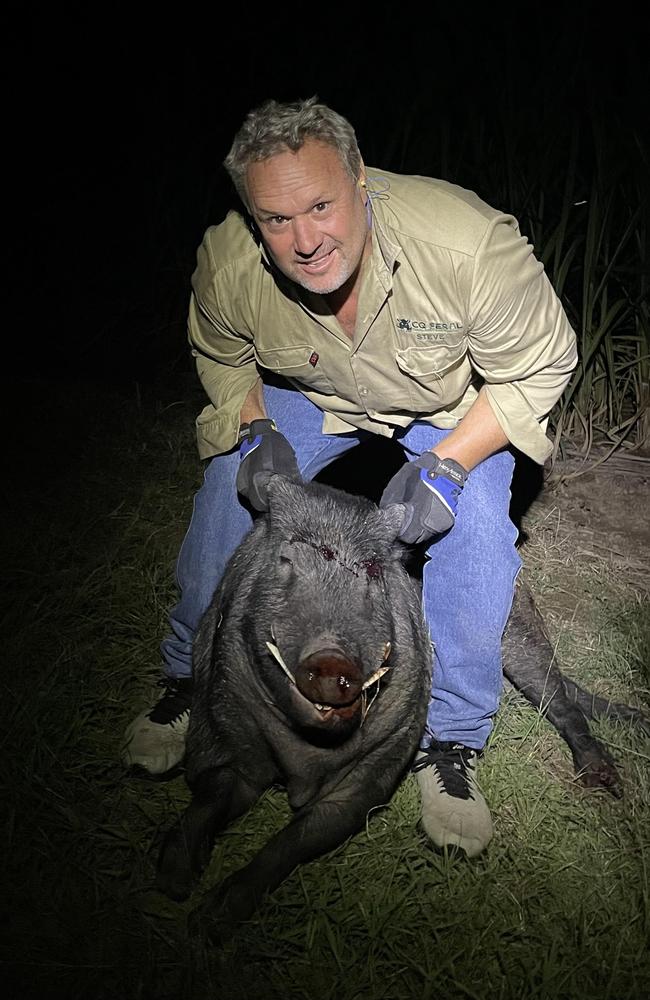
[
  {"x1": 412, "y1": 740, "x2": 493, "y2": 857},
  {"x1": 122, "y1": 677, "x2": 193, "y2": 776}
]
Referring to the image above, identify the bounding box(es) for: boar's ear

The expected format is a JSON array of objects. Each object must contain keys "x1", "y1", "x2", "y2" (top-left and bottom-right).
[
  {"x1": 266, "y1": 474, "x2": 306, "y2": 527},
  {"x1": 377, "y1": 502, "x2": 408, "y2": 543}
]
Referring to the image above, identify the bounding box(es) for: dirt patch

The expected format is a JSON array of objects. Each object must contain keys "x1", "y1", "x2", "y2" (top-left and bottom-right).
[{"x1": 526, "y1": 448, "x2": 650, "y2": 596}]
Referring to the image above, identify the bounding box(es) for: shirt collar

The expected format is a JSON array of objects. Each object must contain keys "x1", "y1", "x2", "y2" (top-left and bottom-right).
[{"x1": 365, "y1": 178, "x2": 401, "y2": 288}]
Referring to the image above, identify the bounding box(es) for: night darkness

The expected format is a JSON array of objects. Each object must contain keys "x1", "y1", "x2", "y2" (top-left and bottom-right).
[
  {"x1": 4, "y1": 5, "x2": 650, "y2": 997},
  {"x1": 7, "y1": 6, "x2": 647, "y2": 396}
]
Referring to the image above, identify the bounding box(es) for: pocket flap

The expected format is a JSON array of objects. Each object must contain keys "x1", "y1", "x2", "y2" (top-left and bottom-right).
[
  {"x1": 395, "y1": 342, "x2": 466, "y2": 378},
  {"x1": 255, "y1": 345, "x2": 318, "y2": 372}
]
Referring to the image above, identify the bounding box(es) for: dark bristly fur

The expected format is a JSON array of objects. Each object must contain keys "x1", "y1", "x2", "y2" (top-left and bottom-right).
[{"x1": 156, "y1": 476, "x2": 648, "y2": 935}]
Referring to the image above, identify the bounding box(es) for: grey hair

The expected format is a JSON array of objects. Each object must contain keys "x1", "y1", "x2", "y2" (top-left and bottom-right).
[{"x1": 224, "y1": 96, "x2": 362, "y2": 208}]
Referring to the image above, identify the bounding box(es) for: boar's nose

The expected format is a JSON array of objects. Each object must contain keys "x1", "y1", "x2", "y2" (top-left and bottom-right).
[{"x1": 295, "y1": 649, "x2": 363, "y2": 706}]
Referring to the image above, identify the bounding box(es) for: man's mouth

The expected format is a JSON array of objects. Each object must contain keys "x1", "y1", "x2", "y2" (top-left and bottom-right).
[{"x1": 297, "y1": 248, "x2": 335, "y2": 271}]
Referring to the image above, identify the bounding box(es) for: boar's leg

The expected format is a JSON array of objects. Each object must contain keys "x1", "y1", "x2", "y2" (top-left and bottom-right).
[
  {"x1": 191, "y1": 750, "x2": 412, "y2": 936},
  {"x1": 503, "y1": 583, "x2": 622, "y2": 795},
  {"x1": 157, "y1": 767, "x2": 260, "y2": 902},
  {"x1": 555, "y1": 676, "x2": 650, "y2": 734}
]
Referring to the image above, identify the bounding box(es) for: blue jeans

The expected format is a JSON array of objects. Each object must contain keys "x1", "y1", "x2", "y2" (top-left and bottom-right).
[{"x1": 161, "y1": 382, "x2": 521, "y2": 750}]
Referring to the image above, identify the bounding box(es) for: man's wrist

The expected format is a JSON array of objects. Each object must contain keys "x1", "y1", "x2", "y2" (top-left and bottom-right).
[
  {"x1": 238, "y1": 418, "x2": 277, "y2": 442},
  {"x1": 419, "y1": 452, "x2": 468, "y2": 485},
  {"x1": 434, "y1": 455, "x2": 469, "y2": 486}
]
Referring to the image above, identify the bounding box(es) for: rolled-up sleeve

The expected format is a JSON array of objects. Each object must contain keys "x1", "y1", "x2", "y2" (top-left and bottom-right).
[
  {"x1": 188, "y1": 235, "x2": 261, "y2": 458},
  {"x1": 467, "y1": 217, "x2": 578, "y2": 463}
]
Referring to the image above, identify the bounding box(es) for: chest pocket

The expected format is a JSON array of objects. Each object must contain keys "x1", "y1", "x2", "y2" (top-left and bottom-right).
[
  {"x1": 254, "y1": 345, "x2": 336, "y2": 394},
  {"x1": 395, "y1": 339, "x2": 469, "y2": 398}
]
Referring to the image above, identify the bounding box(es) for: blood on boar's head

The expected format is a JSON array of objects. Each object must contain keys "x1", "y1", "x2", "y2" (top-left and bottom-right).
[{"x1": 236, "y1": 475, "x2": 412, "y2": 740}]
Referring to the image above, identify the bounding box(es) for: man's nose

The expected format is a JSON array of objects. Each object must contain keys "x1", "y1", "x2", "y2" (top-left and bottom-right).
[{"x1": 292, "y1": 215, "x2": 323, "y2": 257}]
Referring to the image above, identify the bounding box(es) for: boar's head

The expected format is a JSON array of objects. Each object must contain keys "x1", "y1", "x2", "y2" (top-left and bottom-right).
[{"x1": 250, "y1": 475, "x2": 411, "y2": 741}]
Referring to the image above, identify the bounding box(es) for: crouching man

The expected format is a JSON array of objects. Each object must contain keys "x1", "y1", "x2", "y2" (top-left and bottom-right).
[{"x1": 123, "y1": 97, "x2": 577, "y2": 858}]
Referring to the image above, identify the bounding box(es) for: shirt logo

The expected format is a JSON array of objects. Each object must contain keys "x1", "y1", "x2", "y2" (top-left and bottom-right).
[{"x1": 397, "y1": 318, "x2": 464, "y2": 333}]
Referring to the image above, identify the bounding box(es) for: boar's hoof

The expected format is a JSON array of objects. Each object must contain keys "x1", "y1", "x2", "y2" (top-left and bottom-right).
[
  {"x1": 156, "y1": 826, "x2": 198, "y2": 902},
  {"x1": 296, "y1": 649, "x2": 363, "y2": 709},
  {"x1": 574, "y1": 752, "x2": 623, "y2": 799}
]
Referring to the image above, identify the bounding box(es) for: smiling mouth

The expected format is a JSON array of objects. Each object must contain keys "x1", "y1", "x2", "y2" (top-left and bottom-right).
[{"x1": 297, "y1": 249, "x2": 334, "y2": 268}]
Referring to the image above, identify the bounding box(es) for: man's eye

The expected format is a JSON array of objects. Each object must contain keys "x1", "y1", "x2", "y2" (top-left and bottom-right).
[
  {"x1": 269, "y1": 216, "x2": 288, "y2": 225},
  {"x1": 313, "y1": 202, "x2": 329, "y2": 213}
]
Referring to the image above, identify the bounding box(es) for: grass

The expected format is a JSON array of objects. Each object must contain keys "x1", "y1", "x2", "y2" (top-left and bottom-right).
[{"x1": 3, "y1": 379, "x2": 649, "y2": 1000}]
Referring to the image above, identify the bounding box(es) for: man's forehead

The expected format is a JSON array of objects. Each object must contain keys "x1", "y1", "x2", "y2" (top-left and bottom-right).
[{"x1": 246, "y1": 140, "x2": 350, "y2": 207}]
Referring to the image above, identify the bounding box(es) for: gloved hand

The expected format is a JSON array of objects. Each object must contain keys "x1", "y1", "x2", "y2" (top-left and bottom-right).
[
  {"x1": 236, "y1": 418, "x2": 300, "y2": 511},
  {"x1": 379, "y1": 452, "x2": 468, "y2": 544}
]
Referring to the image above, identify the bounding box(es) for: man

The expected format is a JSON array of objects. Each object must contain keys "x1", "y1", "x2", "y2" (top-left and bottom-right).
[{"x1": 123, "y1": 97, "x2": 577, "y2": 857}]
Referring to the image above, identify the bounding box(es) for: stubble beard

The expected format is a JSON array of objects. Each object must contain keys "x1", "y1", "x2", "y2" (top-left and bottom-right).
[
  {"x1": 287, "y1": 227, "x2": 370, "y2": 296},
  {"x1": 290, "y1": 248, "x2": 353, "y2": 295}
]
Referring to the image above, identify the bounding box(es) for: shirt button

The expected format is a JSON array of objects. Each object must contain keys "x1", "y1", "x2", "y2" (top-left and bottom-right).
[{"x1": 359, "y1": 387, "x2": 369, "y2": 396}]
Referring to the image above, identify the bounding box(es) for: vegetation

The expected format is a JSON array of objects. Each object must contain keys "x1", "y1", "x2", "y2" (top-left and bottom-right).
[{"x1": 3, "y1": 385, "x2": 649, "y2": 999}]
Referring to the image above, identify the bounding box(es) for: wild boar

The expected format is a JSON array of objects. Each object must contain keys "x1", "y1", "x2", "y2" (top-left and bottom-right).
[{"x1": 156, "y1": 474, "x2": 648, "y2": 932}]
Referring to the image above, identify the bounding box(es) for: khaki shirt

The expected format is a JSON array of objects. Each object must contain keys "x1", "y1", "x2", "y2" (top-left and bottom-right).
[{"x1": 189, "y1": 169, "x2": 577, "y2": 464}]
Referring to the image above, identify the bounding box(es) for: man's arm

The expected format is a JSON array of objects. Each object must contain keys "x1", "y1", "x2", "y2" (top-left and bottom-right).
[
  {"x1": 238, "y1": 379, "x2": 267, "y2": 427},
  {"x1": 430, "y1": 388, "x2": 509, "y2": 472},
  {"x1": 466, "y1": 216, "x2": 577, "y2": 465}
]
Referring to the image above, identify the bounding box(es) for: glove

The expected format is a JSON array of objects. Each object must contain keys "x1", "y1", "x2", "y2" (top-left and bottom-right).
[
  {"x1": 236, "y1": 418, "x2": 300, "y2": 511},
  {"x1": 379, "y1": 452, "x2": 468, "y2": 544}
]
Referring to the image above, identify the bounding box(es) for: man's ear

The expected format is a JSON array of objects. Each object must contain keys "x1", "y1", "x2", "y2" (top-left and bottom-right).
[{"x1": 358, "y1": 159, "x2": 367, "y2": 191}]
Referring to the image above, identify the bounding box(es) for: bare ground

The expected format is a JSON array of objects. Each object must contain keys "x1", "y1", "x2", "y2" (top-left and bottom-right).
[{"x1": 523, "y1": 447, "x2": 650, "y2": 600}]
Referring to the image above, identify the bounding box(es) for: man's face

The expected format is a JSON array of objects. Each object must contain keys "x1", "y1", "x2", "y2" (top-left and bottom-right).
[{"x1": 246, "y1": 139, "x2": 371, "y2": 295}]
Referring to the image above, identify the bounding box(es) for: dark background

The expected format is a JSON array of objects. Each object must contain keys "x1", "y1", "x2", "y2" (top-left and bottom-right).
[{"x1": 5, "y1": 4, "x2": 648, "y2": 406}]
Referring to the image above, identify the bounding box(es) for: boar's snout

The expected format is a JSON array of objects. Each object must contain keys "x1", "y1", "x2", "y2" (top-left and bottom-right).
[{"x1": 295, "y1": 649, "x2": 363, "y2": 707}]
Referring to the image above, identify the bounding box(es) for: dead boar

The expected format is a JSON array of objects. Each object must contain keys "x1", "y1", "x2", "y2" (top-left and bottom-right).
[
  {"x1": 157, "y1": 475, "x2": 431, "y2": 926},
  {"x1": 156, "y1": 475, "x2": 649, "y2": 931}
]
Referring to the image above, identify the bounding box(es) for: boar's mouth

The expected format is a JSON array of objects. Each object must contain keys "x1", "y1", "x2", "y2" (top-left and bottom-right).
[{"x1": 265, "y1": 640, "x2": 391, "y2": 724}]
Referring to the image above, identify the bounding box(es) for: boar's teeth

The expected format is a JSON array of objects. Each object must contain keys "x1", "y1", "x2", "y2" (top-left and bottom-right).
[
  {"x1": 382, "y1": 641, "x2": 392, "y2": 661},
  {"x1": 361, "y1": 664, "x2": 391, "y2": 691},
  {"x1": 265, "y1": 641, "x2": 296, "y2": 684},
  {"x1": 314, "y1": 703, "x2": 333, "y2": 712}
]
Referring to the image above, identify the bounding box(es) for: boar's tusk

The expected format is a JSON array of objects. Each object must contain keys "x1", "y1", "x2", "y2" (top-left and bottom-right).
[
  {"x1": 361, "y1": 685, "x2": 381, "y2": 726},
  {"x1": 361, "y1": 664, "x2": 391, "y2": 692},
  {"x1": 265, "y1": 641, "x2": 296, "y2": 684},
  {"x1": 360, "y1": 652, "x2": 391, "y2": 726}
]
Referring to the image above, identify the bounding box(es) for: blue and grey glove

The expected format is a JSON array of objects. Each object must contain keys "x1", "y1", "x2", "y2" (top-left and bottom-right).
[
  {"x1": 236, "y1": 418, "x2": 300, "y2": 512},
  {"x1": 379, "y1": 452, "x2": 468, "y2": 544}
]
